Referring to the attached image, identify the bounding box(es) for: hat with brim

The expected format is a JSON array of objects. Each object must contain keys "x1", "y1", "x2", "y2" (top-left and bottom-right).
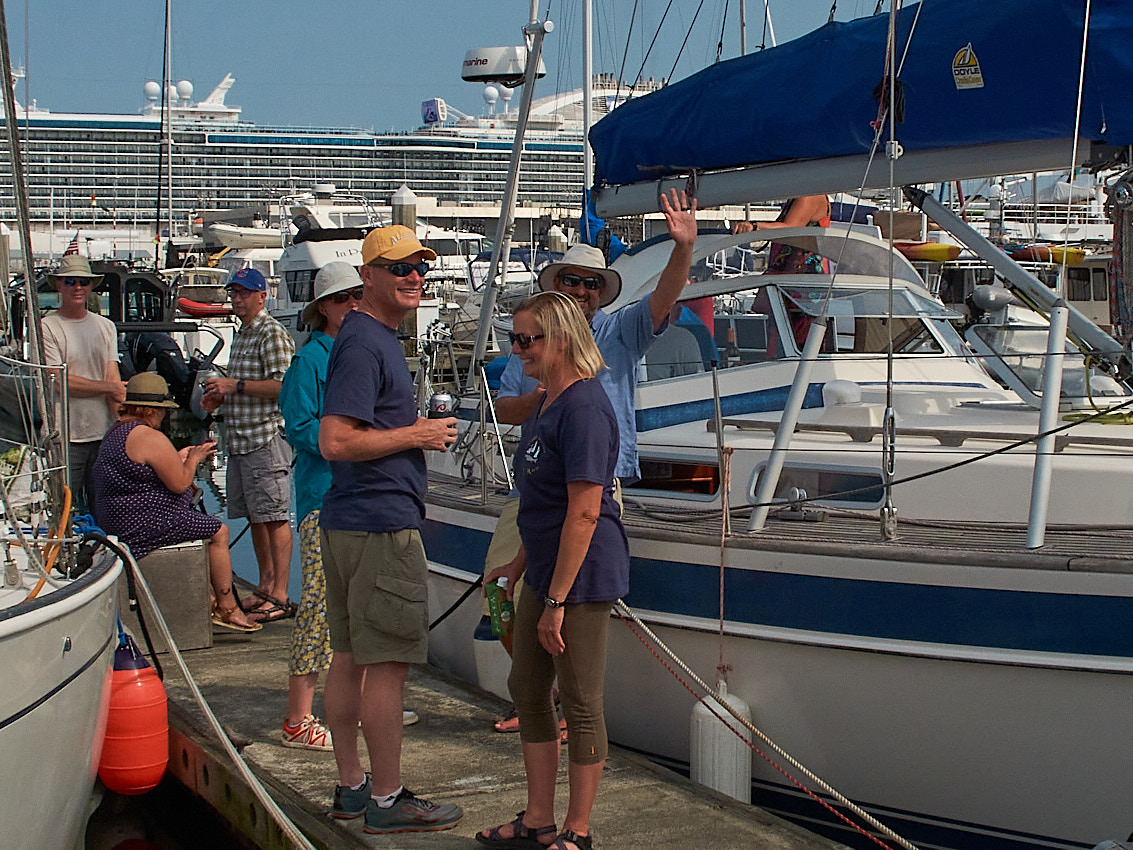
[
  {"x1": 48, "y1": 254, "x2": 103, "y2": 284},
  {"x1": 537, "y1": 243, "x2": 621, "y2": 308},
  {"x1": 361, "y1": 225, "x2": 438, "y2": 265},
  {"x1": 124, "y1": 372, "x2": 179, "y2": 408},
  {"x1": 301, "y1": 261, "x2": 364, "y2": 329}
]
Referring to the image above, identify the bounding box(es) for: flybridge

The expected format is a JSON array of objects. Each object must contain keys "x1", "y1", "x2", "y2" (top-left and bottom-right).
[{"x1": 589, "y1": 0, "x2": 1133, "y2": 216}]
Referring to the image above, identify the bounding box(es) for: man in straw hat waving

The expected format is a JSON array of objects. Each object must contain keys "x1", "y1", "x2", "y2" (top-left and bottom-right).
[{"x1": 42, "y1": 254, "x2": 126, "y2": 515}]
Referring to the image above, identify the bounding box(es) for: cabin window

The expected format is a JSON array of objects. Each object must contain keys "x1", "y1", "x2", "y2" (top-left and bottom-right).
[
  {"x1": 286, "y1": 269, "x2": 316, "y2": 303},
  {"x1": 1067, "y1": 267, "x2": 1094, "y2": 302},
  {"x1": 124, "y1": 277, "x2": 165, "y2": 323},
  {"x1": 752, "y1": 463, "x2": 884, "y2": 508},
  {"x1": 628, "y1": 459, "x2": 720, "y2": 496}
]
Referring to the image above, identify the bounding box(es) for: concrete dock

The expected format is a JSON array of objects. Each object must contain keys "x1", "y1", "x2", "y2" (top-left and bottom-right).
[{"x1": 159, "y1": 613, "x2": 847, "y2": 850}]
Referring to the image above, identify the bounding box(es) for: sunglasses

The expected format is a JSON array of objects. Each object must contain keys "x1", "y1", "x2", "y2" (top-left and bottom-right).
[
  {"x1": 60, "y1": 277, "x2": 93, "y2": 287},
  {"x1": 327, "y1": 286, "x2": 364, "y2": 304},
  {"x1": 371, "y1": 261, "x2": 431, "y2": 278},
  {"x1": 508, "y1": 332, "x2": 544, "y2": 350},
  {"x1": 558, "y1": 273, "x2": 605, "y2": 291}
]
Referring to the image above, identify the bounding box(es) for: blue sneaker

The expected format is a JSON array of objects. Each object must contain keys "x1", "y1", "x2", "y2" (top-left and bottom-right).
[
  {"x1": 363, "y1": 788, "x2": 463, "y2": 834},
  {"x1": 330, "y1": 773, "x2": 371, "y2": 819}
]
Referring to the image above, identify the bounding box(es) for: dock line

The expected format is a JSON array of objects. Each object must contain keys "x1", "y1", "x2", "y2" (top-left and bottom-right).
[
  {"x1": 108, "y1": 534, "x2": 318, "y2": 850},
  {"x1": 613, "y1": 597, "x2": 918, "y2": 850}
]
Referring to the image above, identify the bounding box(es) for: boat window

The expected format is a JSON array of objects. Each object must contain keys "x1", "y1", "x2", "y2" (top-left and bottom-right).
[
  {"x1": 627, "y1": 459, "x2": 720, "y2": 496},
  {"x1": 969, "y1": 324, "x2": 1127, "y2": 399},
  {"x1": 286, "y1": 269, "x2": 317, "y2": 303},
  {"x1": 1067, "y1": 267, "x2": 1094, "y2": 302},
  {"x1": 779, "y1": 289, "x2": 943, "y2": 355},
  {"x1": 752, "y1": 463, "x2": 884, "y2": 509},
  {"x1": 1092, "y1": 267, "x2": 1108, "y2": 302},
  {"x1": 426, "y1": 239, "x2": 462, "y2": 256},
  {"x1": 124, "y1": 276, "x2": 166, "y2": 323}
]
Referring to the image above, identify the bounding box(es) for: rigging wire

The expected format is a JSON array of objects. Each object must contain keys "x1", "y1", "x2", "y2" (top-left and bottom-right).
[
  {"x1": 714, "y1": 0, "x2": 729, "y2": 64},
  {"x1": 628, "y1": 0, "x2": 677, "y2": 97},
  {"x1": 666, "y1": 0, "x2": 709, "y2": 82},
  {"x1": 614, "y1": 0, "x2": 639, "y2": 96}
]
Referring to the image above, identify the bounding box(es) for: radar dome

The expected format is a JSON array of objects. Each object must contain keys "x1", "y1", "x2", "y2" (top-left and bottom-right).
[
  {"x1": 482, "y1": 85, "x2": 499, "y2": 105},
  {"x1": 143, "y1": 81, "x2": 161, "y2": 101},
  {"x1": 176, "y1": 80, "x2": 193, "y2": 101}
]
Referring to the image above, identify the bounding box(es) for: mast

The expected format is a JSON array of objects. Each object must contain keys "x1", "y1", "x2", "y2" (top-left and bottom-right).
[
  {"x1": 164, "y1": 0, "x2": 174, "y2": 245},
  {"x1": 582, "y1": 0, "x2": 593, "y2": 192},
  {"x1": 0, "y1": 0, "x2": 64, "y2": 505},
  {"x1": 463, "y1": 3, "x2": 553, "y2": 388}
]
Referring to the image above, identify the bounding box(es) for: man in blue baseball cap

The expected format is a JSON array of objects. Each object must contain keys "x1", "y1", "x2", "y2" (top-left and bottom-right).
[{"x1": 202, "y1": 266, "x2": 296, "y2": 623}]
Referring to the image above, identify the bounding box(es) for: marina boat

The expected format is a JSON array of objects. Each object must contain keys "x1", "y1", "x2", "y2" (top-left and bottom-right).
[
  {"x1": 1, "y1": 318, "x2": 123, "y2": 850},
  {"x1": 421, "y1": 1, "x2": 1133, "y2": 847}
]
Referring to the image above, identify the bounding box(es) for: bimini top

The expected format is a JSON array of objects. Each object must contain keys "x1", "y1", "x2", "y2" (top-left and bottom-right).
[{"x1": 589, "y1": 0, "x2": 1133, "y2": 190}]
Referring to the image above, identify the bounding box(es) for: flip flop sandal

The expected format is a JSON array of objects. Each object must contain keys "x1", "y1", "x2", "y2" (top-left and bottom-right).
[
  {"x1": 494, "y1": 707, "x2": 520, "y2": 733},
  {"x1": 211, "y1": 604, "x2": 263, "y2": 633},
  {"x1": 476, "y1": 810, "x2": 556, "y2": 849}
]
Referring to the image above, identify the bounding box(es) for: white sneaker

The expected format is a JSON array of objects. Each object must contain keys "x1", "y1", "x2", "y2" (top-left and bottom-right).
[{"x1": 402, "y1": 709, "x2": 420, "y2": 726}]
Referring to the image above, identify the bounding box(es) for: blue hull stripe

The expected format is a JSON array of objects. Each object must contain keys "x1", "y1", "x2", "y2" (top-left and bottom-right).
[
  {"x1": 422, "y1": 519, "x2": 1133, "y2": 658},
  {"x1": 636, "y1": 384, "x2": 824, "y2": 432}
]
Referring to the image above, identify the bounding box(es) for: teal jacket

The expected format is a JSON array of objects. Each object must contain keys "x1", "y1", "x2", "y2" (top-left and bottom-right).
[{"x1": 279, "y1": 330, "x2": 334, "y2": 522}]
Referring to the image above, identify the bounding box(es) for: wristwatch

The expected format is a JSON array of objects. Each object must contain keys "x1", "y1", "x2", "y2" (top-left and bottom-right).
[
  {"x1": 236, "y1": 379, "x2": 246, "y2": 395},
  {"x1": 544, "y1": 595, "x2": 563, "y2": 609}
]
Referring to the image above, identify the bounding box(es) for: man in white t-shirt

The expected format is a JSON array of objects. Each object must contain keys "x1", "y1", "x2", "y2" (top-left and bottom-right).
[{"x1": 41, "y1": 254, "x2": 126, "y2": 514}]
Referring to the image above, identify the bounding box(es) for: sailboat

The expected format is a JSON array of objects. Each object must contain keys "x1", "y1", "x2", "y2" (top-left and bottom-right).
[
  {"x1": 0, "y1": 6, "x2": 124, "y2": 847},
  {"x1": 422, "y1": 1, "x2": 1133, "y2": 848}
]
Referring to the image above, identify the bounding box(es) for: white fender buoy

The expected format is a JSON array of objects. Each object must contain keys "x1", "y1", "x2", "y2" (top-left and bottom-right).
[{"x1": 690, "y1": 679, "x2": 752, "y2": 802}]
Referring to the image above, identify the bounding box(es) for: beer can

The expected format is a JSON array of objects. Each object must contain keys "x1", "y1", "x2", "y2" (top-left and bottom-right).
[{"x1": 428, "y1": 392, "x2": 455, "y2": 419}]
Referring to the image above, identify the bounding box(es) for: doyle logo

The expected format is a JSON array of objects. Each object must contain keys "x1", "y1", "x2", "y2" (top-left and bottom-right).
[
  {"x1": 952, "y1": 43, "x2": 984, "y2": 90},
  {"x1": 524, "y1": 437, "x2": 542, "y2": 465}
]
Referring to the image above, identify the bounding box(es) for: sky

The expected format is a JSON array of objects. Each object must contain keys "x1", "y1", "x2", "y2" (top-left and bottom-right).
[{"x1": 9, "y1": 1, "x2": 874, "y2": 132}]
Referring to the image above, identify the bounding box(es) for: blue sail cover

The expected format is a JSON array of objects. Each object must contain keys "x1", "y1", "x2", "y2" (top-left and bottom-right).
[{"x1": 589, "y1": 0, "x2": 1133, "y2": 188}]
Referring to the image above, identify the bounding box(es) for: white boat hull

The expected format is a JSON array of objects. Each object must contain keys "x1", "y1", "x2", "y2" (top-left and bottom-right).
[{"x1": 0, "y1": 552, "x2": 123, "y2": 850}]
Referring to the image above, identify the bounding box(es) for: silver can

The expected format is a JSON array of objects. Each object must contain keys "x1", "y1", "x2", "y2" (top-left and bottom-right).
[{"x1": 428, "y1": 392, "x2": 455, "y2": 418}]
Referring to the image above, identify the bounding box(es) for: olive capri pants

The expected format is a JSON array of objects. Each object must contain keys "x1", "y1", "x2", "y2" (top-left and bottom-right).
[{"x1": 507, "y1": 591, "x2": 612, "y2": 766}]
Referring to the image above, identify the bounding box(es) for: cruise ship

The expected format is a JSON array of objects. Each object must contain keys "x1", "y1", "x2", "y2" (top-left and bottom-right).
[{"x1": 0, "y1": 73, "x2": 664, "y2": 257}]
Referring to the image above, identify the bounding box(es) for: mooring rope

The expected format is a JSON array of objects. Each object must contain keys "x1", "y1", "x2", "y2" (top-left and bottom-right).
[{"x1": 614, "y1": 598, "x2": 919, "y2": 850}]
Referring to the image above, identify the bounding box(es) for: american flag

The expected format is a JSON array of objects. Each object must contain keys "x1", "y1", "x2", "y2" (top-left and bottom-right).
[{"x1": 63, "y1": 231, "x2": 80, "y2": 256}]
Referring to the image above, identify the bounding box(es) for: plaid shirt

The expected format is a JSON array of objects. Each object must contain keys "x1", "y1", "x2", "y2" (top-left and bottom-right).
[{"x1": 225, "y1": 309, "x2": 295, "y2": 454}]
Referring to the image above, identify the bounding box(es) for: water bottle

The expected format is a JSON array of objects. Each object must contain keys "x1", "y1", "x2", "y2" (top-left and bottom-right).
[{"x1": 486, "y1": 577, "x2": 515, "y2": 638}]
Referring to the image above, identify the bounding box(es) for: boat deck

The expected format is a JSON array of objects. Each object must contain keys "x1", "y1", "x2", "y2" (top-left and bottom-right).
[{"x1": 428, "y1": 476, "x2": 1133, "y2": 574}]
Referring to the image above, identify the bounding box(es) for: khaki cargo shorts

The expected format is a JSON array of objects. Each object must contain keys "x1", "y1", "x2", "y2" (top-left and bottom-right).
[{"x1": 320, "y1": 527, "x2": 429, "y2": 665}]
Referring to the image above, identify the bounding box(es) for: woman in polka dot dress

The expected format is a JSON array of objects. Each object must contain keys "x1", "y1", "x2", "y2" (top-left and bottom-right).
[{"x1": 93, "y1": 372, "x2": 260, "y2": 632}]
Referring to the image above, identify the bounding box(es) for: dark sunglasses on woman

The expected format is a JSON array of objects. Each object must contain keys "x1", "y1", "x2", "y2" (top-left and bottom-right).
[
  {"x1": 508, "y1": 332, "x2": 544, "y2": 350},
  {"x1": 327, "y1": 286, "x2": 364, "y2": 303}
]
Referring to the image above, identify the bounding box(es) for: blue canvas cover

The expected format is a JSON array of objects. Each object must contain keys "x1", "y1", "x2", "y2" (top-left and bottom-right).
[{"x1": 589, "y1": 0, "x2": 1133, "y2": 188}]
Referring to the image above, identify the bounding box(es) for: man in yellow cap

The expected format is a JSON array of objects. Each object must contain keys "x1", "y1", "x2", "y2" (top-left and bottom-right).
[{"x1": 317, "y1": 226, "x2": 463, "y2": 833}]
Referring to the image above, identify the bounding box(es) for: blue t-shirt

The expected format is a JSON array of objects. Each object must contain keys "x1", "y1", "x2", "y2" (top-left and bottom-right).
[
  {"x1": 279, "y1": 330, "x2": 333, "y2": 522},
  {"x1": 499, "y1": 297, "x2": 660, "y2": 481},
  {"x1": 319, "y1": 310, "x2": 425, "y2": 532},
  {"x1": 515, "y1": 378, "x2": 629, "y2": 604}
]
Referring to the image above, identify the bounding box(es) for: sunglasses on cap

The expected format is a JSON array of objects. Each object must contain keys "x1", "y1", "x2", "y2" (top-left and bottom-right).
[
  {"x1": 326, "y1": 286, "x2": 364, "y2": 304},
  {"x1": 60, "y1": 277, "x2": 94, "y2": 287},
  {"x1": 557, "y1": 273, "x2": 604, "y2": 291},
  {"x1": 370, "y1": 261, "x2": 431, "y2": 278},
  {"x1": 508, "y1": 332, "x2": 544, "y2": 350}
]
